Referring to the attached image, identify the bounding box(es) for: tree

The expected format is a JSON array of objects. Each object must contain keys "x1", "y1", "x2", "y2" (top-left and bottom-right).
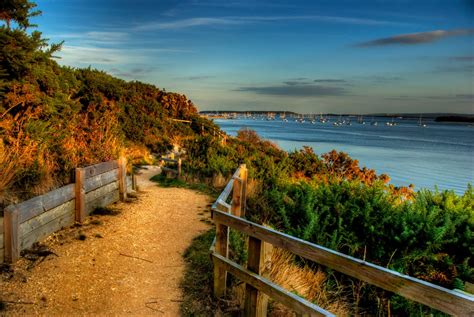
[
  {"x1": 0, "y1": 0, "x2": 61, "y2": 83},
  {"x1": 0, "y1": 0, "x2": 40, "y2": 29}
]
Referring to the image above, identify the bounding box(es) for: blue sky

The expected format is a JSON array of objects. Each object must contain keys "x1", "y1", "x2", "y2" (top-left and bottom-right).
[{"x1": 34, "y1": 0, "x2": 473, "y2": 114}]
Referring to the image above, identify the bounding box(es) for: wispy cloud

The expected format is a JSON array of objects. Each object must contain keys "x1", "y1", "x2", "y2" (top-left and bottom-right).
[
  {"x1": 370, "y1": 76, "x2": 403, "y2": 82},
  {"x1": 58, "y1": 45, "x2": 192, "y2": 66},
  {"x1": 433, "y1": 64, "x2": 474, "y2": 74},
  {"x1": 450, "y1": 55, "x2": 474, "y2": 61},
  {"x1": 178, "y1": 75, "x2": 215, "y2": 80},
  {"x1": 48, "y1": 31, "x2": 130, "y2": 45},
  {"x1": 283, "y1": 78, "x2": 348, "y2": 86},
  {"x1": 384, "y1": 96, "x2": 419, "y2": 101},
  {"x1": 111, "y1": 67, "x2": 155, "y2": 79},
  {"x1": 357, "y1": 29, "x2": 474, "y2": 47},
  {"x1": 235, "y1": 84, "x2": 348, "y2": 97},
  {"x1": 135, "y1": 15, "x2": 411, "y2": 31},
  {"x1": 283, "y1": 81, "x2": 310, "y2": 86},
  {"x1": 455, "y1": 94, "x2": 474, "y2": 100},
  {"x1": 422, "y1": 94, "x2": 474, "y2": 100},
  {"x1": 313, "y1": 79, "x2": 347, "y2": 83}
]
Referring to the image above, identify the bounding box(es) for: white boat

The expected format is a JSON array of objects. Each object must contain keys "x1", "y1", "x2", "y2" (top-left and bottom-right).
[{"x1": 418, "y1": 114, "x2": 427, "y2": 128}]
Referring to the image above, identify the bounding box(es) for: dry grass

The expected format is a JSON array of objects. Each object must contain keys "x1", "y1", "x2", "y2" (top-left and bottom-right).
[
  {"x1": 0, "y1": 140, "x2": 18, "y2": 203},
  {"x1": 232, "y1": 247, "x2": 350, "y2": 316}
]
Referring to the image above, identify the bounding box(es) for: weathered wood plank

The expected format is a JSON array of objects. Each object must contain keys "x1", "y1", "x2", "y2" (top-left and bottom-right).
[
  {"x1": 132, "y1": 174, "x2": 137, "y2": 190},
  {"x1": 240, "y1": 165, "x2": 248, "y2": 217},
  {"x1": 216, "y1": 166, "x2": 242, "y2": 204},
  {"x1": 20, "y1": 206, "x2": 75, "y2": 251},
  {"x1": 42, "y1": 184, "x2": 75, "y2": 212},
  {"x1": 217, "y1": 175, "x2": 235, "y2": 203},
  {"x1": 19, "y1": 200, "x2": 75, "y2": 238},
  {"x1": 214, "y1": 222, "x2": 229, "y2": 297},
  {"x1": 232, "y1": 178, "x2": 242, "y2": 217},
  {"x1": 4, "y1": 184, "x2": 75, "y2": 224},
  {"x1": 213, "y1": 199, "x2": 230, "y2": 213},
  {"x1": 75, "y1": 168, "x2": 86, "y2": 223},
  {"x1": 212, "y1": 253, "x2": 333, "y2": 317},
  {"x1": 118, "y1": 157, "x2": 127, "y2": 201},
  {"x1": 84, "y1": 169, "x2": 118, "y2": 193},
  {"x1": 4, "y1": 206, "x2": 19, "y2": 263},
  {"x1": 126, "y1": 175, "x2": 132, "y2": 188},
  {"x1": 83, "y1": 160, "x2": 118, "y2": 179},
  {"x1": 85, "y1": 181, "x2": 118, "y2": 204},
  {"x1": 245, "y1": 236, "x2": 265, "y2": 317},
  {"x1": 212, "y1": 210, "x2": 474, "y2": 316},
  {"x1": 85, "y1": 189, "x2": 119, "y2": 215},
  {"x1": 209, "y1": 236, "x2": 217, "y2": 254}
]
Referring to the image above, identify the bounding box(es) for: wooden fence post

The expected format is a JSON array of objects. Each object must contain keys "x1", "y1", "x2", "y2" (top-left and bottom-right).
[
  {"x1": 132, "y1": 173, "x2": 138, "y2": 191},
  {"x1": 240, "y1": 164, "x2": 248, "y2": 217},
  {"x1": 244, "y1": 236, "x2": 267, "y2": 317},
  {"x1": 214, "y1": 221, "x2": 229, "y2": 297},
  {"x1": 118, "y1": 156, "x2": 127, "y2": 201},
  {"x1": 75, "y1": 168, "x2": 86, "y2": 223},
  {"x1": 4, "y1": 207, "x2": 19, "y2": 263},
  {"x1": 232, "y1": 176, "x2": 243, "y2": 217}
]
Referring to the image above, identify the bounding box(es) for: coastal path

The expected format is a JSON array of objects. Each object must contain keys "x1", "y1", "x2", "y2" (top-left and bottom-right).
[{"x1": 0, "y1": 166, "x2": 212, "y2": 316}]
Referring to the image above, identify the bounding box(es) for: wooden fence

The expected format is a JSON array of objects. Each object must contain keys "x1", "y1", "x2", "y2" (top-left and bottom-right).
[
  {"x1": 210, "y1": 165, "x2": 474, "y2": 317},
  {"x1": 1, "y1": 158, "x2": 136, "y2": 264},
  {"x1": 159, "y1": 156, "x2": 182, "y2": 178}
]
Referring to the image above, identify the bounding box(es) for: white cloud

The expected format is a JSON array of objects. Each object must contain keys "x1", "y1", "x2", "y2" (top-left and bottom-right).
[
  {"x1": 57, "y1": 45, "x2": 193, "y2": 66},
  {"x1": 135, "y1": 15, "x2": 412, "y2": 31},
  {"x1": 49, "y1": 31, "x2": 129, "y2": 44}
]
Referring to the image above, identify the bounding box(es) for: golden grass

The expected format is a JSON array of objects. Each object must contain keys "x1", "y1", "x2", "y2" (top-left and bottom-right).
[{"x1": 232, "y1": 247, "x2": 350, "y2": 316}]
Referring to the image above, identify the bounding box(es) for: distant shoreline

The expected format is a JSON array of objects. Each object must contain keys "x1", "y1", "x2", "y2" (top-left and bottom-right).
[{"x1": 200, "y1": 111, "x2": 474, "y2": 120}]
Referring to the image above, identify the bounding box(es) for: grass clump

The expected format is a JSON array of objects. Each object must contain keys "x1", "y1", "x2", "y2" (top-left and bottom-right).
[{"x1": 180, "y1": 229, "x2": 220, "y2": 316}]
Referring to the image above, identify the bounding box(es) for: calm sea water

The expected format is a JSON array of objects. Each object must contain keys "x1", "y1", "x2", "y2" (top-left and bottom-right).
[{"x1": 215, "y1": 117, "x2": 474, "y2": 194}]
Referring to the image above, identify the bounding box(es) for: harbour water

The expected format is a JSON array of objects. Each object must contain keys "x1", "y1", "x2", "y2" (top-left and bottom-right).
[{"x1": 215, "y1": 117, "x2": 474, "y2": 194}]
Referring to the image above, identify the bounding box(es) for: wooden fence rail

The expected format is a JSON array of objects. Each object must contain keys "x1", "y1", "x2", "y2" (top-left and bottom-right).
[
  {"x1": 2, "y1": 157, "x2": 137, "y2": 263},
  {"x1": 210, "y1": 165, "x2": 474, "y2": 317},
  {"x1": 159, "y1": 157, "x2": 182, "y2": 179}
]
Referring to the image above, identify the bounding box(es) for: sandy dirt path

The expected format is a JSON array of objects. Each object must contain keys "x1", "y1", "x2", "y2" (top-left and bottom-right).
[{"x1": 1, "y1": 166, "x2": 212, "y2": 316}]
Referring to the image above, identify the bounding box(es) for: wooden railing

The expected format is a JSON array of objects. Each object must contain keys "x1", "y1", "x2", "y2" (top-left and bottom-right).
[
  {"x1": 210, "y1": 165, "x2": 474, "y2": 317},
  {"x1": 159, "y1": 156, "x2": 182, "y2": 179},
  {"x1": 2, "y1": 158, "x2": 136, "y2": 263}
]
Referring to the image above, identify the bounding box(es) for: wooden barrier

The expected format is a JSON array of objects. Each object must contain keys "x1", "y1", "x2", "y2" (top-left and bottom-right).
[
  {"x1": 118, "y1": 156, "x2": 127, "y2": 201},
  {"x1": 210, "y1": 166, "x2": 474, "y2": 317},
  {"x1": 159, "y1": 156, "x2": 182, "y2": 179},
  {"x1": 212, "y1": 165, "x2": 247, "y2": 298},
  {"x1": 2, "y1": 158, "x2": 134, "y2": 264},
  {"x1": 75, "y1": 168, "x2": 85, "y2": 223},
  {"x1": 213, "y1": 253, "x2": 333, "y2": 317}
]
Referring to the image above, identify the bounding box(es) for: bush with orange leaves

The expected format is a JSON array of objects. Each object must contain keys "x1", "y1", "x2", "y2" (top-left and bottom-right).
[{"x1": 0, "y1": 93, "x2": 122, "y2": 206}]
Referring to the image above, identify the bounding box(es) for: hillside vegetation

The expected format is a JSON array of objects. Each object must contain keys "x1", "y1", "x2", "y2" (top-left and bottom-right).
[{"x1": 0, "y1": 0, "x2": 217, "y2": 206}]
